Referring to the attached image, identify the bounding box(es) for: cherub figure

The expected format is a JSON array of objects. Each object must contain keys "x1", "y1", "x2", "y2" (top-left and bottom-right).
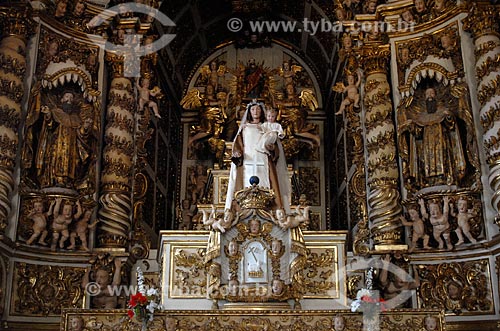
[
  {"x1": 165, "y1": 317, "x2": 178, "y2": 331},
  {"x1": 199, "y1": 61, "x2": 226, "y2": 92},
  {"x1": 424, "y1": 315, "x2": 438, "y2": 331},
  {"x1": 69, "y1": 315, "x2": 84, "y2": 331},
  {"x1": 333, "y1": 315, "x2": 346, "y2": 331},
  {"x1": 414, "y1": 0, "x2": 427, "y2": 14},
  {"x1": 334, "y1": 70, "x2": 362, "y2": 115},
  {"x1": 201, "y1": 205, "x2": 235, "y2": 232},
  {"x1": 178, "y1": 199, "x2": 196, "y2": 230},
  {"x1": 420, "y1": 197, "x2": 453, "y2": 250},
  {"x1": 228, "y1": 279, "x2": 239, "y2": 297},
  {"x1": 256, "y1": 107, "x2": 284, "y2": 157},
  {"x1": 271, "y1": 278, "x2": 284, "y2": 295},
  {"x1": 72, "y1": 0, "x2": 86, "y2": 17},
  {"x1": 82, "y1": 258, "x2": 123, "y2": 309},
  {"x1": 228, "y1": 239, "x2": 238, "y2": 256},
  {"x1": 279, "y1": 60, "x2": 302, "y2": 90},
  {"x1": 451, "y1": 196, "x2": 477, "y2": 245},
  {"x1": 189, "y1": 164, "x2": 208, "y2": 203},
  {"x1": 440, "y1": 31, "x2": 456, "y2": 52},
  {"x1": 54, "y1": 0, "x2": 68, "y2": 18},
  {"x1": 138, "y1": 77, "x2": 162, "y2": 118},
  {"x1": 271, "y1": 239, "x2": 283, "y2": 256},
  {"x1": 338, "y1": 33, "x2": 354, "y2": 60},
  {"x1": 401, "y1": 9, "x2": 416, "y2": 23},
  {"x1": 201, "y1": 205, "x2": 216, "y2": 226},
  {"x1": 26, "y1": 198, "x2": 55, "y2": 246},
  {"x1": 400, "y1": 204, "x2": 430, "y2": 252},
  {"x1": 364, "y1": 0, "x2": 378, "y2": 14},
  {"x1": 276, "y1": 205, "x2": 310, "y2": 229},
  {"x1": 433, "y1": 0, "x2": 447, "y2": 15},
  {"x1": 51, "y1": 198, "x2": 82, "y2": 251},
  {"x1": 379, "y1": 254, "x2": 420, "y2": 307},
  {"x1": 68, "y1": 204, "x2": 98, "y2": 251}
]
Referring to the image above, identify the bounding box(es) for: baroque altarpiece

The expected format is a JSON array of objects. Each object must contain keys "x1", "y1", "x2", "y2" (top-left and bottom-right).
[{"x1": 0, "y1": 0, "x2": 499, "y2": 330}]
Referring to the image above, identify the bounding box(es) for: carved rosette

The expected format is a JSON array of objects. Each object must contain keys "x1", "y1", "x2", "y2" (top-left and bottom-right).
[
  {"x1": 97, "y1": 54, "x2": 135, "y2": 247},
  {"x1": 360, "y1": 45, "x2": 403, "y2": 248},
  {"x1": 0, "y1": 6, "x2": 31, "y2": 233},
  {"x1": 464, "y1": 5, "x2": 500, "y2": 226}
]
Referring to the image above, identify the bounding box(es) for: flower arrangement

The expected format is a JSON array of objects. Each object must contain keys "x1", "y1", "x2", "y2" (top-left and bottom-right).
[
  {"x1": 350, "y1": 288, "x2": 387, "y2": 315},
  {"x1": 350, "y1": 267, "x2": 386, "y2": 315},
  {"x1": 128, "y1": 267, "x2": 161, "y2": 330}
]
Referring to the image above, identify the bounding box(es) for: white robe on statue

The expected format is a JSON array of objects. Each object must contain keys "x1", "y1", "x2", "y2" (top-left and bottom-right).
[{"x1": 225, "y1": 123, "x2": 291, "y2": 214}]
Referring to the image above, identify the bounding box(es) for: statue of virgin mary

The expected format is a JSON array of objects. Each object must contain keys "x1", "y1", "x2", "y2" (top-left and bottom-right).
[{"x1": 224, "y1": 100, "x2": 292, "y2": 214}]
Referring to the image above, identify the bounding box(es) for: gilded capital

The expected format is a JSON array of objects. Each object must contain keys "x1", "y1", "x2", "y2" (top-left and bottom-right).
[
  {"x1": 463, "y1": 4, "x2": 500, "y2": 40},
  {"x1": 105, "y1": 52, "x2": 126, "y2": 78},
  {"x1": 0, "y1": 5, "x2": 33, "y2": 40},
  {"x1": 359, "y1": 44, "x2": 390, "y2": 75}
]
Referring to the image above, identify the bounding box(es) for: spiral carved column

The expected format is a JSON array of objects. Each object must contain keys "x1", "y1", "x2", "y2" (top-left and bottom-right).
[
  {"x1": 464, "y1": 5, "x2": 500, "y2": 226},
  {"x1": 97, "y1": 54, "x2": 135, "y2": 248},
  {"x1": 0, "y1": 7, "x2": 30, "y2": 234},
  {"x1": 360, "y1": 45, "x2": 404, "y2": 249}
]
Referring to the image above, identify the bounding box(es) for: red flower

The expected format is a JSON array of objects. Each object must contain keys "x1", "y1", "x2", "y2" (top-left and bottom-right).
[
  {"x1": 128, "y1": 292, "x2": 149, "y2": 311},
  {"x1": 127, "y1": 310, "x2": 135, "y2": 319},
  {"x1": 136, "y1": 292, "x2": 148, "y2": 304}
]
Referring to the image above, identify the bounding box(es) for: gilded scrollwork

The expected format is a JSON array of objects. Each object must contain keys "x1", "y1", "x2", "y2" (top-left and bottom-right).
[
  {"x1": 395, "y1": 24, "x2": 462, "y2": 91},
  {"x1": 36, "y1": 29, "x2": 100, "y2": 86},
  {"x1": 12, "y1": 262, "x2": 85, "y2": 316},
  {"x1": 171, "y1": 248, "x2": 207, "y2": 298},
  {"x1": 60, "y1": 309, "x2": 447, "y2": 331},
  {"x1": 480, "y1": 101, "x2": 500, "y2": 132},
  {"x1": 298, "y1": 167, "x2": 320, "y2": 206},
  {"x1": 303, "y1": 248, "x2": 337, "y2": 297},
  {"x1": 416, "y1": 259, "x2": 493, "y2": 315}
]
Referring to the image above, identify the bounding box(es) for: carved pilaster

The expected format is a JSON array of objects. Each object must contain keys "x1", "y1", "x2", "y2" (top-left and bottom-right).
[
  {"x1": 0, "y1": 6, "x2": 31, "y2": 234},
  {"x1": 464, "y1": 4, "x2": 500, "y2": 227},
  {"x1": 130, "y1": 57, "x2": 159, "y2": 258},
  {"x1": 359, "y1": 45, "x2": 404, "y2": 249},
  {"x1": 340, "y1": 56, "x2": 369, "y2": 255},
  {"x1": 97, "y1": 53, "x2": 135, "y2": 248}
]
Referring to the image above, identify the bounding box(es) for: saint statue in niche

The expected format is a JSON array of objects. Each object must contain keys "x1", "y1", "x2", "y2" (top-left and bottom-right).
[{"x1": 398, "y1": 83, "x2": 479, "y2": 191}]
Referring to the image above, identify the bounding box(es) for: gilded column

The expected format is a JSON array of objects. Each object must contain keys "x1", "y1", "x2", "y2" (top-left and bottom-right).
[
  {"x1": 464, "y1": 5, "x2": 500, "y2": 226},
  {"x1": 97, "y1": 54, "x2": 135, "y2": 248},
  {"x1": 0, "y1": 6, "x2": 30, "y2": 233},
  {"x1": 360, "y1": 45, "x2": 404, "y2": 249}
]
